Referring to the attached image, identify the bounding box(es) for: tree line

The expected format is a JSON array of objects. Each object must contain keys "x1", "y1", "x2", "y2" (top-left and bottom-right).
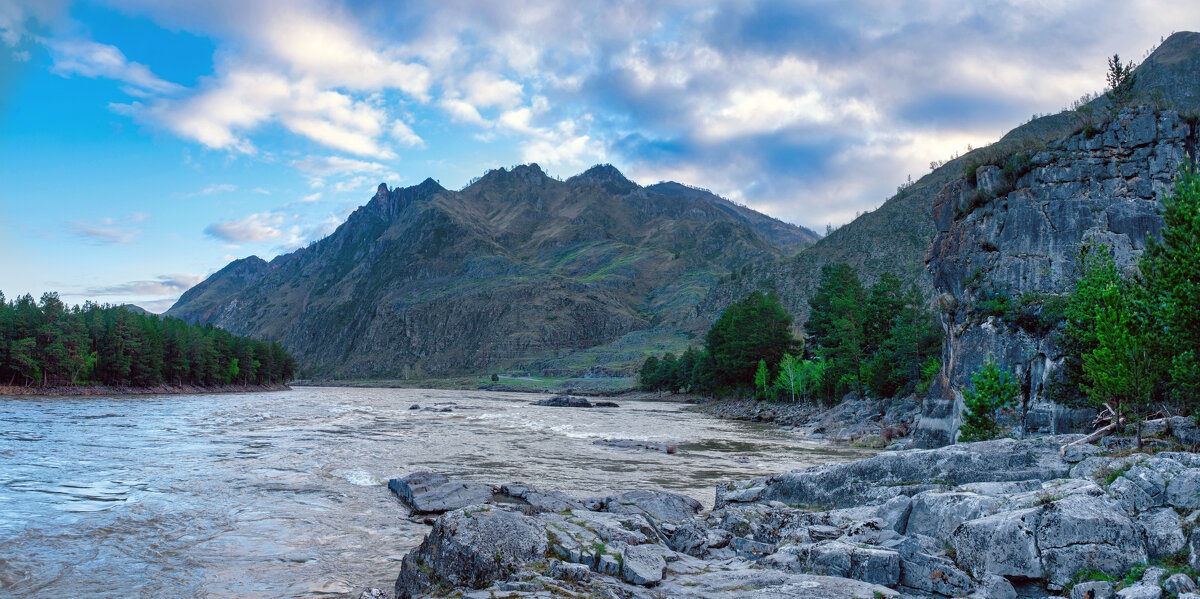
[
  {"x1": 0, "y1": 292, "x2": 297, "y2": 388},
  {"x1": 639, "y1": 267, "x2": 942, "y2": 403}
]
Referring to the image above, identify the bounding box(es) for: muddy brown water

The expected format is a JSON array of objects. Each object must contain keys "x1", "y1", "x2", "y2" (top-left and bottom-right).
[{"x1": 0, "y1": 387, "x2": 874, "y2": 598}]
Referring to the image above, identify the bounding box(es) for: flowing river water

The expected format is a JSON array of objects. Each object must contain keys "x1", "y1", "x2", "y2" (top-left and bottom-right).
[{"x1": 0, "y1": 387, "x2": 874, "y2": 598}]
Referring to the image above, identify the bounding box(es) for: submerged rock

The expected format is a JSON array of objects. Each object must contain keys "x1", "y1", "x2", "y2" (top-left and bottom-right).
[
  {"x1": 531, "y1": 394, "x2": 619, "y2": 408},
  {"x1": 593, "y1": 439, "x2": 678, "y2": 453}
]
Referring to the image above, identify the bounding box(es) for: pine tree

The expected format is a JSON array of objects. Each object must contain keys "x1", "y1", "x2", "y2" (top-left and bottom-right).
[
  {"x1": 958, "y1": 356, "x2": 1020, "y2": 442},
  {"x1": 1141, "y1": 161, "x2": 1200, "y2": 409},
  {"x1": 1105, "y1": 54, "x2": 1137, "y2": 109}
]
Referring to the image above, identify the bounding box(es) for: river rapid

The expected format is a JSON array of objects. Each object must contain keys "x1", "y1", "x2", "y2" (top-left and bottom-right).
[{"x1": 0, "y1": 387, "x2": 874, "y2": 598}]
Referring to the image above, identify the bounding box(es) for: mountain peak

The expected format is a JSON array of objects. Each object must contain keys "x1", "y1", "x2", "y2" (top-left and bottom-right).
[
  {"x1": 568, "y1": 163, "x2": 637, "y2": 193},
  {"x1": 1131, "y1": 31, "x2": 1200, "y2": 113}
]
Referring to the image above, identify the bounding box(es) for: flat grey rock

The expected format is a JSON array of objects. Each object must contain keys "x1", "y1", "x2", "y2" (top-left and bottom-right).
[{"x1": 388, "y1": 471, "x2": 494, "y2": 514}]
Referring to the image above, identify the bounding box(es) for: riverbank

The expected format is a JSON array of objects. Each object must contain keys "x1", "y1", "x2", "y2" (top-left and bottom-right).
[
  {"x1": 377, "y1": 430, "x2": 1200, "y2": 599},
  {"x1": 694, "y1": 395, "x2": 921, "y2": 447},
  {"x1": 296, "y1": 375, "x2": 653, "y2": 397},
  {"x1": 0, "y1": 382, "x2": 291, "y2": 396}
]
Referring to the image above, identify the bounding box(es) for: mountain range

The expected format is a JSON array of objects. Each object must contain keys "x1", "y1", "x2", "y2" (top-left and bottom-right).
[
  {"x1": 167, "y1": 164, "x2": 817, "y2": 378},
  {"x1": 169, "y1": 31, "x2": 1200, "y2": 387}
]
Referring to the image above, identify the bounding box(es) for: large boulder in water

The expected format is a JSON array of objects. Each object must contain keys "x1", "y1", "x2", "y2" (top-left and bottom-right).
[
  {"x1": 394, "y1": 505, "x2": 547, "y2": 599},
  {"x1": 388, "y1": 471, "x2": 494, "y2": 515},
  {"x1": 531, "y1": 394, "x2": 617, "y2": 408}
]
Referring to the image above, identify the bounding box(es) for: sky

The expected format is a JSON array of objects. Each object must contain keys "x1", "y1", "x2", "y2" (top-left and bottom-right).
[{"x1": 1, "y1": 1, "x2": 1196, "y2": 312}]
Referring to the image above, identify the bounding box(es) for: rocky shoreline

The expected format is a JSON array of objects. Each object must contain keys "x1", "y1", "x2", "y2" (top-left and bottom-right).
[
  {"x1": 371, "y1": 425, "x2": 1200, "y2": 599},
  {"x1": 0, "y1": 382, "x2": 292, "y2": 397},
  {"x1": 696, "y1": 395, "x2": 922, "y2": 447}
]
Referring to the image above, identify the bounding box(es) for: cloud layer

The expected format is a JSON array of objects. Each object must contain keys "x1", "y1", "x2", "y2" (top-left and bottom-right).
[{"x1": 13, "y1": 0, "x2": 1200, "y2": 232}]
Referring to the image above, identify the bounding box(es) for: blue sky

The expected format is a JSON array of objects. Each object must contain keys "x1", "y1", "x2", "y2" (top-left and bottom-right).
[{"x1": 1, "y1": 0, "x2": 1195, "y2": 312}]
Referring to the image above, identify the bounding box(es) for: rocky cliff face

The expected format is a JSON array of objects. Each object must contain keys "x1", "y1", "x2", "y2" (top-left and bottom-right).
[
  {"x1": 167, "y1": 164, "x2": 817, "y2": 378},
  {"x1": 914, "y1": 106, "x2": 1196, "y2": 447}
]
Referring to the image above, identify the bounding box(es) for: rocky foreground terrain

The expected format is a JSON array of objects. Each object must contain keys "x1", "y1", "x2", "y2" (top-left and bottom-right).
[{"x1": 368, "y1": 418, "x2": 1200, "y2": 599}]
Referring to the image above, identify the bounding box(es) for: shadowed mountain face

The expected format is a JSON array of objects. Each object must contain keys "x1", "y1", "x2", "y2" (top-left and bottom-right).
[{"x1": 167, "y1": 164, "x2": 818, "y2": 378}]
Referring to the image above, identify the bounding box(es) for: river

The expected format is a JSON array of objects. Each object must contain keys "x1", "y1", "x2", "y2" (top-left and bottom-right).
[{"x1": 0, "y1": 387, "x2": 874, "y2": 598}]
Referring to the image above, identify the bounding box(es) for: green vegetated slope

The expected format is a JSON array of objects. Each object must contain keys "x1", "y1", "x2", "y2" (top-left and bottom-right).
[
  {"x1": 696, "y1": 31, "x2": 1200, "y2": 331},
  {"x1": 167, "y1": 165, "x2": 818, "y2": 378}
]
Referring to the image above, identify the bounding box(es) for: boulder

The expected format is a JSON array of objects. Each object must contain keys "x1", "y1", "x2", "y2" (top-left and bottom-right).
[
  {"x1": 1169, "y1": 416, "x2": 1200, "y2": 445},
  {"x1": 1167, "y1": 469, "x2": 1200, "y2": 509},
  {"x1": 498, "y1": 482, "x2": 584, "y2": 511},
  {"x1": 592, "y1": 489, "x2": 703, "y2": 525},
  {"x1": 388, "y1": 472, "x2": 494, "y2": 515},
  {"x1": 897, "y1": 550, "x2": 975, "y2": 597},
  {"x1": 394, "y1": 506, "x2": 547, "y2": 599},
  {"x1": 906, "y1": 490, "x2": 1003, "y2": 538},
  {"x1": 972, "y1": 574, "x2": 1017, "y2": 599},
  {"x1": 1164, "y1": 573, "x2": 1197, "y2": 596},
  {"x1": 1115, "y1": 585, "x2": 1162, "y2": 599},
  {"x1": 846, "y1": 545, "x2": 901, "y2": 586},
  {"x1": 718, "y1": 439, "x2": 1069, "y2": 509},
  {"x1": 1191, "y1": 527, "x2": 1200, "y2": 571},
  {"x1": 1037, "y1": 495, "x2": 1147, "y2": 588},
  {"x1": 875, "y1": 494, "x2": 914, "y2": 533},
  {"x1": 532, "y1": 395, "x2": 614, "y2": 408},
  {"x1": 1114, "y1": 457, "x2": 1187, "y2": 511},
  {"x1": 548, "y1": 558, "x2": 590, "y2": 581},
  {"x1": 951, "y1": 507, "x2": 1042, "y2": 579},
  {"x1": 1137, "y1": 507, "x2": 1186, "y2": 560},
  {"x1": 620, "y1": 543, "x2": 667, "y2": 586},
  {"x1": 661, "y1": 521, "x2": 709, "y2": 557},
  {"x1": 1072, "y1": 580, "x2": 1115, "y2": 599}
]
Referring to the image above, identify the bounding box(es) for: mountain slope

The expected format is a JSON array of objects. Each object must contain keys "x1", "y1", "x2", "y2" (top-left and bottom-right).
[
  {"x1": 694, "y1": 31, "x2": 1200, "y2": 332},
  {"x1": 167, "y1": 164, "x2": 816, "y2": 378}
]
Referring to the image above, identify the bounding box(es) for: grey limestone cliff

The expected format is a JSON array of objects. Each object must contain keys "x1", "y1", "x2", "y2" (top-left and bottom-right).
[{"x1": 915, "y1": 106, "x2": 1195, "y2": 447}]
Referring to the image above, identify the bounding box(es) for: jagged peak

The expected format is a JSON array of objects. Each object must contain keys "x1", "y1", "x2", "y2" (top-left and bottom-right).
[{"x1": 567, "y1": 164, "x2": 638, "y2": 191}]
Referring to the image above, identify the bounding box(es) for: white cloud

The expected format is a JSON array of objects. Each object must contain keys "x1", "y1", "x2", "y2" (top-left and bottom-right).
[
  {"x1": 85, "y1": 273, "x2": 205, "y2": 296},
  {"x1": 439, "y1": 97, "x2": 491, "y2": 127},
  {"x1": 64, "y1": 214, "x2": 146, "y2": 244},
  {"x1": 48, "y1": 38, "x2": 183, "y2": 95},
  {"x1": 204, "y1": 212, "x2": 285, "y2": 242},
  {"x1": 390, "y1": 120, "x2": 424, "y2": 147},
  {"x1": 299, "y1": 192, "x2": 322, "y2": 203},
  {"x1": 0, "y1": 0, "x2": 64, "y2": 49},
  {"x1": 66, "y1": 221, "x2": 139, "y2": 244},
  {"x1": 290, "y1": 155, "x2": 391, "y2": 176},
  {"x1": 458, "y1": 71, "x2": 523, "y2": 109}
]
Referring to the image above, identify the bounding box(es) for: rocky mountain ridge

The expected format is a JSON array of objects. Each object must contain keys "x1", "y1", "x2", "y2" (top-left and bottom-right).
[{"x1": 167, "y1": 164, "x2": 817, "y2": 378}]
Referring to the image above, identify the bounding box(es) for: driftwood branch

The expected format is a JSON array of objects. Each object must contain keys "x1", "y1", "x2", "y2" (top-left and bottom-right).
[{"x1": 1060, "y1": 414, "x2": 1173, "y2": 456}]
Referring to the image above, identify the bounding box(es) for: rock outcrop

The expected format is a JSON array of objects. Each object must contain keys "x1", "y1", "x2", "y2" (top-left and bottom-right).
[
  {"x1": 388, "y1": 440, "x2": 1200, "y2": 598},
  {"x1": 917, "y1": 106, "x2": 1198, "y2": 447}
]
